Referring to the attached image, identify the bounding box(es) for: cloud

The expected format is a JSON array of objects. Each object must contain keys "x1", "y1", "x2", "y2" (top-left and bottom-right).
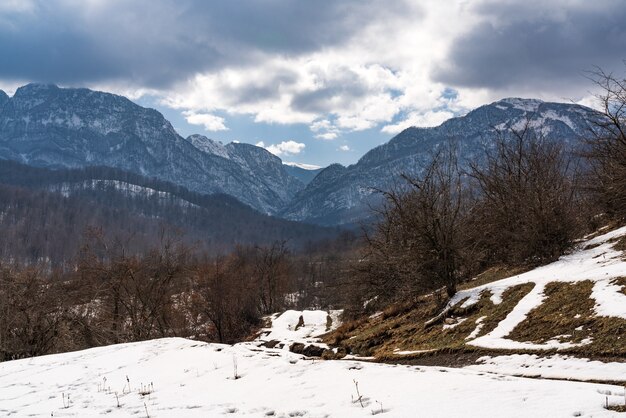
[
  {"x1": 2, "y1": 0, "x2": 622, "y2": 157},
  {"x1": 316, "y1": 132, "x2": 339, "y2": 140},
  {"x1": 283, "y1": 161, "x2": 321, "y2": 170},
  {"x1": 339, "y1": 145, "x2": 350, "y2": 151},
  {"x1": 183, "y1": 111, "x2": 228, "y2": 131},
  {"x1": 381, "y1": 110, "x2": 454, "y2": 134},
  {"x1": 434, "y1": 0, "x2": 626, "y2": 96},
  {"x1": 0, "y1": 0, "x2": 408, "y2": 87},
  {"x1": 257, "y1": 140, "x2": 306, "y2": 157}
]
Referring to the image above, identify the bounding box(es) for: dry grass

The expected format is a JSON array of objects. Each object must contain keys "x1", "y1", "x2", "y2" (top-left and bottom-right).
[
  {"x1": 606, "y1": 405, "x2": 626, "y2": 413},
  {"x1": 508, "y1": 281, "x2": 626, "y2": 356},
  {"x1": 324, "y1": 283, "x2": 534, "y2": 359},
  {"x1": 611, "y1": 235, "x2": 626, "y2": 253},
  {"x1": 616, "y1": 277, "x2": 626, "y2": 296},
  {"x1": 458, "y1": 266, "x2": 529, "y2": 291}
]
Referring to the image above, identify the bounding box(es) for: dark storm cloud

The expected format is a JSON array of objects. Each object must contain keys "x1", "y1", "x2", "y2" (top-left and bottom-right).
[
  {"x1": 227, "y1": 70, "x2": 300, "y2": 106},
  {"x1": 0, "y1": 0, "x2": 409, "y2": 88},
  {"x1": 434, "y1": 1, "x2": 626, "y2": 91},
  {"x1": 290, "y1": 69, "x2": 370, "y2": 113}
]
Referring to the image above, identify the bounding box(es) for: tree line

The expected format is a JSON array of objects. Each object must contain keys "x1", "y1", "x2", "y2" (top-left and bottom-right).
[{"x1": 0, "y1": 227, "x2": 356, "y2": 360}]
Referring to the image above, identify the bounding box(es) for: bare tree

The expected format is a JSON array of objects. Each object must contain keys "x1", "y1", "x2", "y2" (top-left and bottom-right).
[
  {"x1": 468, "y1": 123, "x2": 581, "y2": 265},
  {"x1": 253, "y1": 241, "x2": 290, "y2": 315},
  {"x1": 584, "y1": 64, "x2": 626, "y2": 218},
  {"x1": 354, "y1": 145, "x2": 472, "y2": 306}
]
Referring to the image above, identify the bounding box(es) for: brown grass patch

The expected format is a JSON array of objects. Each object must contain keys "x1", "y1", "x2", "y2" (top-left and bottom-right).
[
  {"x1": 611, "y1": 235, "x2": 626, "y2": 253},
  {"x1": 323, "y1": 283, "x2": 534, "y2": 359},
  {"x1": 459, "y1": 266, "x2": 529, "y2": 291},
  {"x1": 616, "y1": 277, "x2": 626, "y2": 296},
  {"x1": 508, "y1": 281, "x2": 626, "y2": 356},
  {"x1": 607, "y1": 405, "x2": 626, "y2": 413}
]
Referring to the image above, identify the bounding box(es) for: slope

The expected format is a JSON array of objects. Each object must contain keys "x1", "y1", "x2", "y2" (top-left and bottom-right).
[
  {"x1": 327, "y1": 225, "x2": 626, "y2": 365},
  {"x1": 0, "y1": 161, "x2": 340, "y2": 264}
]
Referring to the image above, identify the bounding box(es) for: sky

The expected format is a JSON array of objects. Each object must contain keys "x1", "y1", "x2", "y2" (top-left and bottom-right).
[{"x1": 0, "y1": 0, "x2": 624, "y2": 168}]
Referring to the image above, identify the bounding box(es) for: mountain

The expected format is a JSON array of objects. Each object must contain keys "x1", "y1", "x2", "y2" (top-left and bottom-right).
[
  {"x1": 0, "y1": 85, "x2": 605, "y2": 226},
  {"x1": 281, "y1": 98, "x2": 602, "y2": 225},
  {"x1": 0, "y1": 160, "x2": 339, "y2": 265},
  {"x1": 0, "y1": 84, "x2": 301, "y2": 214},
  {"x1": 184, "y1": 134, "x2": 304, "y2": 205},
  {"x1": 283, "y1": 163, "x2": 323, "y2": 185}
]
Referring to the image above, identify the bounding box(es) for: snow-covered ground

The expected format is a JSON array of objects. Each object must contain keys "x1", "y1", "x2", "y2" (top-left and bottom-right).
[
  {"x1": 467, "y1": 354, "x2": 626, "y2": 383},
  {"x1": 1, "y1": 337, "x2": 625, "y2": 417},
  {"x1": 4, "y1": 227, "x2": 626, "y2": 417},
  {"x1": 257, "y1": 309, "x2": 342, "y2": 348},
  {"x1": 444, "y1": 226, "x2": 626, "y2": 350}
]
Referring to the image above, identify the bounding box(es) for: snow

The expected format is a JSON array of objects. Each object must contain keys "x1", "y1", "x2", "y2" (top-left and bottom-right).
[
  {"x1": 283, "y1": 162, "x2": 322, "y2": 170},
  {"x1": 187, "y1": 134, "x2": 231, "y2": 160},
  {"x1": 51, "y1": 180, "x2": 198, "y2": 208},
  {"x1": 442, "y1": 317, "x2": 467, "y2": 329},
  {"x1": 591, "y1": 279, "x2": 626, "y2": 318},
  {"x1": 0, "y1": 337, "x2": 623, "y2": 417},
  {"x1": 444, "y1": 226, "x2": 626, "y2": 350},
  {"x1": 465, "y1": 316, "x2": 486, "y2": 340},
  {"x1": 257, "y1": 310, "x2": 341, "y2": 348},
  {"x1": 543, "y1": 109, "x2": 576, "y2": 130},
  {"x1": 467, "y1": 354, "x2": 626, "y2": 383},
  {"x1": 499, "y1": 98, "x2": 544, "y2": 112},
  {"x1": 392, "y1": 349, "x2": 435, "y2": 355}
]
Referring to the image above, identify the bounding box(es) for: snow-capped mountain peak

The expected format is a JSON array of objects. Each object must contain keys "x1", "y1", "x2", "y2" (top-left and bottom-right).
[{"x1": 186, "y1": 134, "x2": 231, "y2": 160}]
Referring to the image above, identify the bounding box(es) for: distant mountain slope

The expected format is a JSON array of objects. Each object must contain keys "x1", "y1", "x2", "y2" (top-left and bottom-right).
[
  {"x1": 283, "y1": 164, "x2": 323, "y2": 185},
  {"x1": 282, "y1": 98, "x2": 603, "y2": 225},
  {"x1": 0, "y1": 161, "x2": 339, "y2": 264},
  {"x1": 0, "y1": 84, "x2": 301, "y2": 214}
]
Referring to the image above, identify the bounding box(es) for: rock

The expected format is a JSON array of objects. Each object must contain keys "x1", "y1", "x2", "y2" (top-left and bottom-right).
[
  {"x1": 295, "y1": 315, "x2": 305, "y2": 331},
  {"x1": 289, "y1": 343, "x2": 326, "y2": 357}
]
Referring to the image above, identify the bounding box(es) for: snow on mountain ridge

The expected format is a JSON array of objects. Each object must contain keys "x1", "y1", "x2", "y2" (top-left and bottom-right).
[
  {"x1": 186, "y1": 134, "x2": 231, "y2": 159},
  {"x1": 498, "y1": 97, "x2": 544, "y2": 112}
]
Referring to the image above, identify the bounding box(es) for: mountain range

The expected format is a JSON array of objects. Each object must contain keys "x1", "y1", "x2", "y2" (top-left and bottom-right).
[
  {"x1": 0, "y1": 84, "x2": 602, "y2": 226},
  {"x1": 281, "y1": 98, "x2": 600, "y2": 224}
]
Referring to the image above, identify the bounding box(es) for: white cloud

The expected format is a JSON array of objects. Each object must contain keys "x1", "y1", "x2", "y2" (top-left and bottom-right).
[
  {"x1": 0, "y1": 0, "x2": 35, "y2": 14},
  {"x1": 78, "y1": 0, "x2": 607, "y2": 147},
  {"x1": 381, "y1": 110, "x2": 454, "y2": 134},
  {"x1": 259, "y1": 140, "x2": 306, "y2": 157},
  {"x1": 158, "y1": 3, "x2": 475, "y2": 137},
  {"x1": 183, "y1": 111, "x2": 228, "y2": 132},
  {"x1": 316, "y1": 132, "x2": 338, "y2": 140},
  {"x1": 339, "y1": 145, "x2": 350, "y2": 151}
]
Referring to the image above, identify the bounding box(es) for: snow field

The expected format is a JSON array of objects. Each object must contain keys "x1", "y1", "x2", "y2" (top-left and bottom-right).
[{"x1": 0, "y1": 337, "x2": 624, "y2": 417}]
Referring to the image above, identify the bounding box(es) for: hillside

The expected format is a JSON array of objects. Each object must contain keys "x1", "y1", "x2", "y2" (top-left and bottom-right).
[
  {"x1": 0, "y1": 161, "x2": 340, "y2": 264},
  {"x1": 326, "y1": 225, "x2": 626, "y2": 368}
]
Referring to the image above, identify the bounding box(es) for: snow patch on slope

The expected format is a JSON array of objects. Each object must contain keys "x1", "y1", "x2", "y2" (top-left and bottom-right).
[{"x1": 445, "y1": 226, "x2": 626, "y2": 350}]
